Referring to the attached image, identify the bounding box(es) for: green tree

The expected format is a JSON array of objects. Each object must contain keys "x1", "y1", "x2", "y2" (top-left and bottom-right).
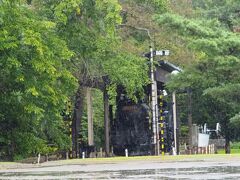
[
  {"x1": 0, "y1": 1, "x2": 76, "y2": 160},
  {"x1": 192, "y1": 0, "x2": 240, "y2": 30},
  {"x1": 34, "y1": 0, "x2": 150, "y2": 156},
  {"x1": 155, "y1": 13, "x2": 240, "y2": 153}
]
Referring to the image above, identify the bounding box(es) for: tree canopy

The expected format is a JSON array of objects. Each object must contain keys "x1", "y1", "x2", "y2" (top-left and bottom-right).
[
  {"x1": 154, "y1": 2, "x2": 240, "y2": 153},
  {"x1": 0, "y1": 0, "x2": 77, "y2": 160},
  {"x1": 1, "y1": 0, "x2": 240, "y2": 159},
  {"x1": 0, "y1": 0, "x2": 151, "y2": 159}
]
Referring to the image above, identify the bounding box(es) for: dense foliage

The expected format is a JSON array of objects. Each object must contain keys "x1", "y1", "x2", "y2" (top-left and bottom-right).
[
  {"x1": 0, "y1": 0, "x2": 151, "y2": 159},
  {"x1": 155, "y1": 1, "x2": 240, "y2": 153},
  {"x1": 1, "y1": 0, "x2": 240, "y2": 159},
  {"x1": 0, "y1": 0, "x2": 77, "y2": 160}
]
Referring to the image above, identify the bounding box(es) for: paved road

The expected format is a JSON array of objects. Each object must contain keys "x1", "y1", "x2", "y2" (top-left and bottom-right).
[{"x1": 1, "y1": 155, "x2": 240, "y2": 179}]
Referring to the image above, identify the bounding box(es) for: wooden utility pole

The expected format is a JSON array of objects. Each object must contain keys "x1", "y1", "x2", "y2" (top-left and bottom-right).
[{"x1": 87, "y1": 88, "x2": 94, "y2": 146}]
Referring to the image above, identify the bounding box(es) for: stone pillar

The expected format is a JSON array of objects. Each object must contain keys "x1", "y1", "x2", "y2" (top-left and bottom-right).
[{"x1": 87, "y1": 88, "x2": 94, "y2": 146}]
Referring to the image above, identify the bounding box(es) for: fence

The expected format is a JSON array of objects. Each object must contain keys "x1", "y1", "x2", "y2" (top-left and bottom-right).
[{"x1": 184, "y1": 144, "x2": 216, "y2": 155}]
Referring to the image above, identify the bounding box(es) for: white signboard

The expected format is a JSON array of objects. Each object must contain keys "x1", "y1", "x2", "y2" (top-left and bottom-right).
[
  {"x1": 155, "y1": 50, "x2": 170, "y2": 56},
  {"x1": 198, "y1": 133, "x2": 210, "y2": 147}
]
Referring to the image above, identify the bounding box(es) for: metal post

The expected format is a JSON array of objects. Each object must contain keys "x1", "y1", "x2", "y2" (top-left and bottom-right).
[
  {"x1": 172, "y1": 91, "x2": 177, "y2": 155},
  {"x1": 159, "y1": 94, "x2": 164, "y2": 155},
  {"x1": 37, "y1": 153, "x2": 41, "y2": 164},
  {"x1": 125, "y1": 149, "x2": 128, "y2": 157},
  {"x1": 156, "y1": 104, "x2": 160, "y2": 156},
  {"x1": 156, "y1": 88, "x2": 159, "y2": 155}
]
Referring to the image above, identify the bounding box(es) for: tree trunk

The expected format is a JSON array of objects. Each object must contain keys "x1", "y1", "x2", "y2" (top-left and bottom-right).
[
  {"x1": 225, "y1": 137, "x2": 231, "y2": 154},
  {"x1": 187, "y1": 89, "x2": 193, "y2": 146},
  {"x1": 72, "y1": 86, "x2": 85, "y2": 158},
  {"x1": 104, "y1": 87, "x2": 110, "y2": 157},
  {"x1": 223, "y1": 117, "x2": 231, "y2": 154},
  {"x1": 109, "y1": 105, "x2": 113, "y2": 131},
  {"x1": 225, "y1": 124, "x2": 231, "y2": 154},
  {"x1": 9, "y1": 139, "x2": 14, "y2": 161}
]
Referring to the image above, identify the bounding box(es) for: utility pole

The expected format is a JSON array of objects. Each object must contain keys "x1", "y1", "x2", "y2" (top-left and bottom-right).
[{"x1": 150, "y1": 46, "x2": 158, "y2": 155}]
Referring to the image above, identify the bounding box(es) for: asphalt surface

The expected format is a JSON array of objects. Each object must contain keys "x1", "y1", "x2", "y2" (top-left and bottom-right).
[{"x1": 1, "y1": 155, "x2": 240, "y2": 179}]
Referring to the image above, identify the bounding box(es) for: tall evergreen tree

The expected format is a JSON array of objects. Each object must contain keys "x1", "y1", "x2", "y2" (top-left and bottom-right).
[{"x1": 155, "y1": 12, "x2": 240, "y2": 153}]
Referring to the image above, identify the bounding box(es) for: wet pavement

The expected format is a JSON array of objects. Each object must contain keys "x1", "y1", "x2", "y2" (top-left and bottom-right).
[{"x1": 1, "y1": 157, "x2": 240, "y2": 179}]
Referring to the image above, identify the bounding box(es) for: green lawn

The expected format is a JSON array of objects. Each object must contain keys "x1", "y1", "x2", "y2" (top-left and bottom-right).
[{"x1": 217, "y1": 149, "x2": 240, "y2": 154}]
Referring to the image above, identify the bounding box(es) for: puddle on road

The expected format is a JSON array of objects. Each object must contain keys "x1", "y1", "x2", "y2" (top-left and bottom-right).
[{"x1": 1, "y1": 166, "x2": 240, "y2": 179}]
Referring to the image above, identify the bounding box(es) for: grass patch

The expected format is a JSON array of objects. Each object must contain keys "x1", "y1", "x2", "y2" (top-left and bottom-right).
[{"x1": 217, "y1": 149, "x2": 240, "y2": 154}]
